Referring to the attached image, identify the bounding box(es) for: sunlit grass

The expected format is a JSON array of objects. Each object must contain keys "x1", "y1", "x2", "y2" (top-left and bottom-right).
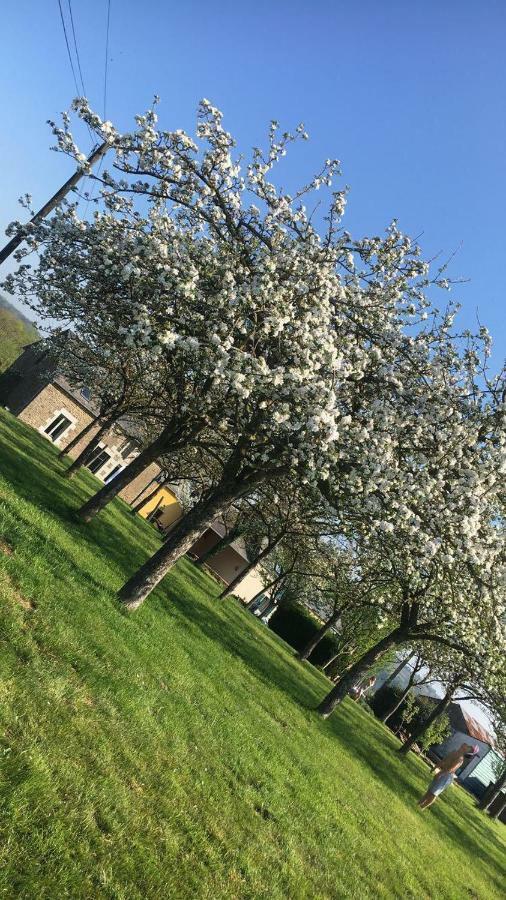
[{"x1": 0, "y1": 408, "x2": 504, "y2": 899}]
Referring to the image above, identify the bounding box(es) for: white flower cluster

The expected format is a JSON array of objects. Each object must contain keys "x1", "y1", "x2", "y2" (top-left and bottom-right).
[{"x1": 4, "y1": 98, "x2": 504, "y2": 659}]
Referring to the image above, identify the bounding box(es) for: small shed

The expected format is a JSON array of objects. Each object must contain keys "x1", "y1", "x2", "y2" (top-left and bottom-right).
[
  {"x1": 188, "y1": 522, "x2": 267, "y2": 604},
  {"x1": 138, "y1": 485, "x2": 183, "y2": 531}
]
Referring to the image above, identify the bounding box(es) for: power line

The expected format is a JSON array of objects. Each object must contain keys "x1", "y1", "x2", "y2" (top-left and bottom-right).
[
  {"x1": 58, "y1": 0, "x2": 96, "y2": 209},
  {"x1": 66, "y1": 0, "x2": 95, "y2": 147},
  {"x1": 83, "y1": 0, "x2": 112, "y2": 218},
  {"x1": 67, "y1": 0, "x2": 87, "y2": 96},
  {"x1": 103, "y1": 0, "x2": 111, "y2": 120},
  {"x1": 56, "y1": 0, "x2": 81, "y2": 98}
]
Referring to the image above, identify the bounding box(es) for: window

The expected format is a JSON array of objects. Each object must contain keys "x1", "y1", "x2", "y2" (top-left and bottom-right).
[
  {"x1": 119, "y1": 439, "x2": 137, "y2": 459},
  {"x1": 104, "y1": 464, "x2": 124, "y2": 484},
  {"x1": 87, "y1": 449, "x2": 111, "y2": 475},
  {"x1": 80, "y1": 387, "x2": 92, "y2": 401},
  {"x1": 44, "y1": 413, "x2": 72, "y2": 442}
]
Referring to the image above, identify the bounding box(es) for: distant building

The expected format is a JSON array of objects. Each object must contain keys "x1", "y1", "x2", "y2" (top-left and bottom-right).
[
  {"x1": 188, "y1": 521, "x2": 268, "y2": 604},
  {"x1": 136, "y1": 482, "x2": 183, "y2": 532},
  {"x1": 431, "y1": 702, "x2": 504, "y2": 802},
  {"x1": 0, "y1": 341, "x2": 160, "y2": 503}
]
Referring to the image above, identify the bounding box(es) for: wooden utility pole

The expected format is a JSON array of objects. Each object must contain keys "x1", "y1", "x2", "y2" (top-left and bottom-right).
[{"x1": 0, "y1": 142, "x2": 108, "y2": 266}]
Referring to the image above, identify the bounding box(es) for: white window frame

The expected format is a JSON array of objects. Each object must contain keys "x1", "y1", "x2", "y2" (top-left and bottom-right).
[
  {"x1": 119, "y1": 438, "x2": 137, "y2": 460},
  {"x1": 86, "y1": 444, "x2": 112, "y2": 478},
  {"x1": 39, "y1": 408, "x2": 78, "y2": 446}
]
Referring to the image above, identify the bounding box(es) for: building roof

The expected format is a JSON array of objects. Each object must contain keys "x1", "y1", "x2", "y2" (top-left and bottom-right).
[
  {"x1": 53, "y1": 374, "x2": 98, "y2": 415},
  {"x1": 228, "y1": 536, "x2": 250, "y2": 563},
  {"x1": 448, "y1": 703, "x2": 495, "y2": 747},
  {"x1": 206, "y1": 520, "x2": 252, "y2": 563},
  {"x1": 208, "y1": 520, "x2": 227, "y2": 539},
  {"x1": 460, "y1": 709, "x2": 495, "y2": 748}
]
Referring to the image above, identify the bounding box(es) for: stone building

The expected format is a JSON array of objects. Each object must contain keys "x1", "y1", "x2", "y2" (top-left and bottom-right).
[
  {"x1": 0, "y1": 342, "x2": 270, "y2": 603},
  {"x1": 0, "y1": 341, "x2": 160, "y2": 503}
]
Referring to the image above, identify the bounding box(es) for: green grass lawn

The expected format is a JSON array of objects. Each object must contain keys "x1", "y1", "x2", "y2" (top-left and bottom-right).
[{"x1": 0, "y1": 409, "x2": 504, "y2": 900}]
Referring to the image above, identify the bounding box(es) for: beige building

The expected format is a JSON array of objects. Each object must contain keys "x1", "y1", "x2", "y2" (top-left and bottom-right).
[{"x1": 189, "y1": 522, "x2": 267, "y2": 604}]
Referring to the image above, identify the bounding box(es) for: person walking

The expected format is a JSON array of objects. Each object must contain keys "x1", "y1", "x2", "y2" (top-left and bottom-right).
[
  {"x1": 418, "y1": 743, "x2": 479, "y2": 810},
  {"x1": 349, "y1": 675, "x2": 376, "y2": 702}
]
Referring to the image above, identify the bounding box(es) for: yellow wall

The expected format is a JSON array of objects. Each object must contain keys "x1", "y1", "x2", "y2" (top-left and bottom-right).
[{"x1": 139, "y1": 487, "x2": 182, "y2": 528}]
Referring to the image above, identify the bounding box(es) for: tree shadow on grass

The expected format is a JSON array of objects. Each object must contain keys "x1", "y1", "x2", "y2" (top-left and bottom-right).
[
  {"x1": 158, "y1": 572, "x2": 506, "y2": 891},
  {"x1": 0, "y1": 495, "x2": 107, "y2": 596},
  {"x1": 432, "y1": 799, "x2": 506, "y2": 885},
  {"x1": 3, "y1": 414, "x2": 306, "y2": 696},
  {"x1": 2, "y1": 416, "x2": 504, "y2": 887},
  {"x1": 156, "y1": 575, "x2": 326, "y2": 713},
  {"x1": 0, "y1": 415, "x2": 163, "y2": 590},
  {"x1": 0, "y1": 421, "x2": 92, "y2": 517},
  {"x1": 322, "y1": 705, "x2": 436, "y2": 805}
]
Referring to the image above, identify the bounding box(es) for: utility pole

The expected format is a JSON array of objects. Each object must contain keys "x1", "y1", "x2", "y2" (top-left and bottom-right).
[{"x1": 0, "y1": 141, "x2": 108, "y2": 266}]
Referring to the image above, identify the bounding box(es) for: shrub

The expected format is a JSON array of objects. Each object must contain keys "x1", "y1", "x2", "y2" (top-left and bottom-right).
[{"x1": 268, "y1": 603, "x2": 340, "y2": 666}]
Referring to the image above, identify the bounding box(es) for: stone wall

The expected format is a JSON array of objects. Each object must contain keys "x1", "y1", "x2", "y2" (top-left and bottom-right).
[
  {"x1": 2, "y1": 346, "x2": 164, "y2": 508},
  {"x1": 18, "y1": 383, "x2": 161, "y2": 502},
  {"x1": 19, "y1": 382, "x2": 92, "y2": 448}
]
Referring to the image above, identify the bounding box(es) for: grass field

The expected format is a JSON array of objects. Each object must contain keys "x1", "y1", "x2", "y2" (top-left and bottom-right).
[{"x1": 0, "y1": 408, "x2": 504, "y2": 899}]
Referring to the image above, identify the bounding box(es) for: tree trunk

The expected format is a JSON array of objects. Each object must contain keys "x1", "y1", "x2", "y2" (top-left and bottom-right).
[
  {"x1": 77, "y1": 430, "x2": 170, "y2": 522},
  {"x1": 316, "y1": 627, "x2": 408, "y2": 718},
  {"x1": 245, "y1": 571, "x2": 287, "y2": 610},
  {"x1": 63, "y1": 416, "x2": 117, "y2": 479},
  {"x1": 489, "y1": 795, "x2": 506, "y2": 820},
  {"x1": 58, "y1": 415, "x2": 99, "y2": 459},
  {"x1": 146, "y1": 496, "x2": 164, "y2": 522},
  {"x1": 131, "y1": 482, "x2": 165, "y2": 516},
  {"x1": 381, "y1": 685, "x2": 411, "y2": 724},
  {"x1": 131, "y1": 475, "x2": 172, "y2": 516},
  {"x1": 129, "y1": 476, "x2": 161, "y2": 512},
  {"x1": 218, "y1": 536, "x2": 281, "y2": 599},
  {"x1": 297, "y1": 609, "x2": 343, "y2": 662},
  {"x1": 376, "y1": 652, "x2": 414, "y2": 695},
  {"x1": 329, "y1": 660, "x2": 355, "y2": 682},
  {"x1": 398, "y1": 684, "x2": 454, "y2": 754},
  {"x1": 117, "y1": 486, "x2": 244, "y2": 610},
  {"x1": 322, "y1": 651, "x2": 339, "y2": 672},
  {"x1": 331, "y1": 666, "x2": 348, "y2": 683},
  {"x1": 479, "y1": 768, "x2": 506, "y2": 811}
]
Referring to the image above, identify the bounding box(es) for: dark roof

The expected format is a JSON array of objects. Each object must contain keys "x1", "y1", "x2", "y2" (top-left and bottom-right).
[
  {"x1": 448, "y1": 703, "x2": 495, "y2": 747},
  {"x1": 417, "y1": 699, "x2": 495, "y2": 748},
  {"x1": 206, "y1": 520, "x2": 250, "y2": 563},
  {"x1": 208, "y1": 520, "x2": 227, "y2": 539},
  {"x1": 228, "y1": 536, "x2": 250, "y2": 563},
  {"x1": 21, "y1": 339, "x2": 44, "y2": 350},
  {"x1": 53, "y1": 374, "x2": 98, "y2": 415},
  {"x1": 447, "y1": 702, "x2": 468, "y2": 734}
]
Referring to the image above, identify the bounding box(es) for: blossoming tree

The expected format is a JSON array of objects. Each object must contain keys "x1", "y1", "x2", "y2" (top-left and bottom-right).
[
  {"x1": 316, "y1": 462, "x2": 506, "y2": 717},
  {"x1": 5, "y1": 98, "x2": 503, "y2": 621}
]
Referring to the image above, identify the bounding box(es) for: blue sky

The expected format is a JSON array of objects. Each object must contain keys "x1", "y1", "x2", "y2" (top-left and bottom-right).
[{"x1": 1, "y1": 0, "x2": 504, "y2": 367}]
